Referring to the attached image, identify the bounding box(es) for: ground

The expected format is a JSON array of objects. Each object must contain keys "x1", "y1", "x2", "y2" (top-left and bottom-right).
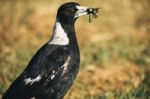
[{"x1": 0, "y1": 0, "x2": 150, "y2": 99}]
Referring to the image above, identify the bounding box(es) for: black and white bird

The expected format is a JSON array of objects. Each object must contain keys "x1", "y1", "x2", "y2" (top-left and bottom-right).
[{"x1": 3, "y1": 2, "x2": 98, "y2": 99}]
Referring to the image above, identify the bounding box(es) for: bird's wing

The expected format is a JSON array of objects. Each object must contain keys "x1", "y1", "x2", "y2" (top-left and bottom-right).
[
  {"x1": 23, "y1": 44, "x2": 70, "y2": 85},
  {"x1": 2, "y1": 44, "x2": 71, "y2": 98}
]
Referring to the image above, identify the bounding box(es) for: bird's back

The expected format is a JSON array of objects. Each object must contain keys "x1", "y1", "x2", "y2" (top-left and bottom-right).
[{"x1": 2, "y1": 43, "x2": 80, "y2": 99}]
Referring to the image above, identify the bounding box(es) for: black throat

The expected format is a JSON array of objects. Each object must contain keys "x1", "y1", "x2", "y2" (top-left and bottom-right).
[
  {"x1": 62, "y1": 23, "x2": 75, "y2": 42},
  {"x1": 60, "y1": 20, "x2": 79, "y2": 52}
]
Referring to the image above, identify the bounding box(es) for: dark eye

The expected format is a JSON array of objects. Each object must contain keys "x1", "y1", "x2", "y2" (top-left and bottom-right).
[
  {"x1": 68, "y1": 8, "x2": 75, "y2": 14},
  {"x1": 70, "y1": 9, "x2": 74, "y2": 12},
  {"x1": 64, "y1": 8, "x2": 76, "y2": 15}
]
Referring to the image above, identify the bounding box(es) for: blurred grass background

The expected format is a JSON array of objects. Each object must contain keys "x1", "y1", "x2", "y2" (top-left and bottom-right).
[{"x1": 0, "y1": 0, "x2": 150, "y2": 99}]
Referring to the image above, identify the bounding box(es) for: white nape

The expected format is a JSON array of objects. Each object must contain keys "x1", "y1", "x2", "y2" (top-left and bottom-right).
[
  {"x1": 24, "y1": 75, "x2": 41, "y2": 85},
  {"x1": 48, "y1": 20, "x2": 69, "y2": 45}
]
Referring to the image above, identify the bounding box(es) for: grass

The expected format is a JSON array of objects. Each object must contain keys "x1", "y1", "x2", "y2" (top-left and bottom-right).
[{"x1": 0, "y1": 0, "x2": 150, "y2": 98}]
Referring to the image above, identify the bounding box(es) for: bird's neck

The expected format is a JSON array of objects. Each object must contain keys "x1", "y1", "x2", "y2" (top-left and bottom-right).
[
  {"x1": 48, "y1": 19, "x2": 79, "y2": 49},
  {"x1": 48, "y1": 20, "x2": 69, "y2": 45}
]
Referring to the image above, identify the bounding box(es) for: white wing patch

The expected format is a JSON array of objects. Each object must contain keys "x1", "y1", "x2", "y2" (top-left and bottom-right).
[
  {"x1": 30, "y1": 97, "x2": 36, "y2": 99},
  {"x1": 48, "y1": 20, "x2": 69, "y2": 45},
  {"x1": 50, "y1": 70, "x2": 56, "y2": 80},
  {"x1": 24, "y1": 56, "x2": 71, "y2": 84},
  {"x1": 49, "y1": 56, "x2": 71, "y2": 80},
  {"x1": 62, "y1": 56, "x2": 71, "y2": 74},
  {"x1": 24, "y1": 75, "x2": 41, "y2": 85}
]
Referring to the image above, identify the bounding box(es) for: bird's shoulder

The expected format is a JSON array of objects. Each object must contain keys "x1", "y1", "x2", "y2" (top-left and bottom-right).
[
  {"x1": 28, "y1": 43, "x2": 70, "y2": 66},
  {"x1": 23, "y1": 43, "x2": 71, "y2": 80}
]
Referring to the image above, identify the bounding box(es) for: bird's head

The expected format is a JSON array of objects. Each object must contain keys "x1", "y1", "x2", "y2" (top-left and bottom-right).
[{"x1": 57, "y1": 2, "x2": 99, "y2": 24}]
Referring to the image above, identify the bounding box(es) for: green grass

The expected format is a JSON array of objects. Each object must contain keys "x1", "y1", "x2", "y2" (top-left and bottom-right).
[
  {"x1": 81, "y1": 38, "x2": 150, "y2": 67},
  {"x1": 0, "y1": 0, "x2": 150, "y2": 98}
]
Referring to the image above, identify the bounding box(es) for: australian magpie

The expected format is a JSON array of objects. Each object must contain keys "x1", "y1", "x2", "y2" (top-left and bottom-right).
[{"x1": 2, "y1": 2, "x2": 99, "y2": 99}]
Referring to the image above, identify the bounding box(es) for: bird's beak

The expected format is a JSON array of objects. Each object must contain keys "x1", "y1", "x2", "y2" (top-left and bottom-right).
[
  {"x1": 75, "y1": 6, "x2": 99, "y2": 18},
  {"x1": 75, "y1": 6, "x2": 89, "y2": 18}
]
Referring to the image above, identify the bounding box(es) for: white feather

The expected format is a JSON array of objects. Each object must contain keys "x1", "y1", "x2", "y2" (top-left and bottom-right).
[
  {"x1": 62, "y1": 56, "x2": 71, "y2": 74},
  {"x1": 24, "y1": 75, "x2": 41, "y2": 85},
  {"x1": 30, "y1": 97, "x2": 36, "y2": 99},
  {"x1": 48, "y1": 20, "x2": 69, "y2": 45},
  {"x1": 49, "y1": 56, "x2": 71, "y2": 80}
]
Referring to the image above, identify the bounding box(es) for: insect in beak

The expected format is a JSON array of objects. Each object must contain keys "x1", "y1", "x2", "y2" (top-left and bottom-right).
[
  {"x1": 87, "y1": 8, "x2": 100, "y2": 23},
  {"x1": 75, "y1": 6, "x2": 100, "y2": 23}
]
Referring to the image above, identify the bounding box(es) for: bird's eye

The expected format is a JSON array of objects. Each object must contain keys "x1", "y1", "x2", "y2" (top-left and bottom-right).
[
  {"x1": 64, "y1": 8, "x2": 75, "y2": 16},
  {"x1": 70, "y1": 9, "x2": 74, "y2": 12},
  {"x1": 68, "y1": 8, "x2": 75, "y2": 14}
]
